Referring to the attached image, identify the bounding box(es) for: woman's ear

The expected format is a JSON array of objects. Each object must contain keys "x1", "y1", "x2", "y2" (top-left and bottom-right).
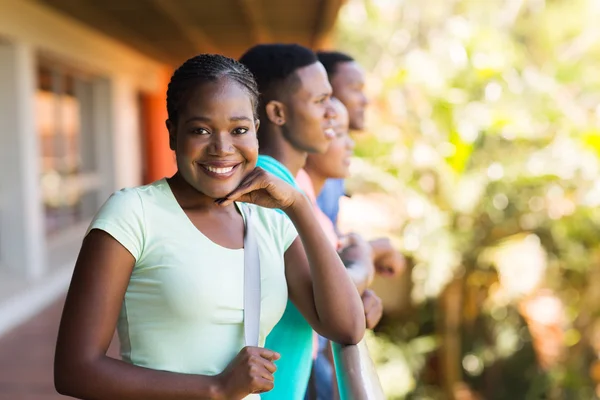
[
  {"x1": 166, "y1": 120, "x2": 176, "y2": 151},
  {"x1": 265, "y1": 100, "x2": 287, "y2": 126},
  {"x1": 254, "y1": 118, "x2": 261, "y2": 132}
]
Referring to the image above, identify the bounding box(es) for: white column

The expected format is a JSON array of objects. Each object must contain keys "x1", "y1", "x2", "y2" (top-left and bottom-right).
[
  {"x1": 111, "y1": 77, "x2": 142, "y2": 190},
  {"x1": 94, "y1": 78, "x2": 116, "y2": 200},
  {"x1": 0, "y1": 41, "x2": 46, "y2": 279}
]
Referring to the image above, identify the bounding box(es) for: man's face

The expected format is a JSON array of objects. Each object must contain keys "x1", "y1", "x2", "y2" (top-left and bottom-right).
[
  {"x1": 330, "y1": 61, "x2": 368, "y2": 131},
  {"x1": 282, "y1": 62, "x2": 337, "y2": 154}
]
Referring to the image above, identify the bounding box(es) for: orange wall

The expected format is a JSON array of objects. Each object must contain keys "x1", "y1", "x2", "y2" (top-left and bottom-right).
[{"x1": 141, "y1": 67, "x2": 176, "y2": 183}]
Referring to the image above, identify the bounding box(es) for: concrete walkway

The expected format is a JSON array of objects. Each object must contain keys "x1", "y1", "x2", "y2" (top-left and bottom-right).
[{"x1": 0, "y1": 296, "x2": 119, "y2": 400}]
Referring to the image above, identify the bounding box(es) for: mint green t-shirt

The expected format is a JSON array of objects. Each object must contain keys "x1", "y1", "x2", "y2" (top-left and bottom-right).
[
  {"x1": 257, "y1": 155, "x2": 314, "y2": 400},
  {"x1": 87, "y1": 178, "x2": 297, "y2": 400}
]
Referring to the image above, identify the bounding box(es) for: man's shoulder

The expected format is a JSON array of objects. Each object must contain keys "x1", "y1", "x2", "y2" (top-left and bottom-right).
[{"x1": 256, "y1": 155, "x2": 297, "y2": 188}]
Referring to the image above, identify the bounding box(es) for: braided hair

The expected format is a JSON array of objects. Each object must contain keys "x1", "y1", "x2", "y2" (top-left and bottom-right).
[{"x1": 166, "y1": 54, "x2": 259, "y2": 123}]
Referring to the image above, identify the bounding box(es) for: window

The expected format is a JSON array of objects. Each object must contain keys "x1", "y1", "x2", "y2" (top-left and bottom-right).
[{"x1": 36, "y1": 62, "x2": 102, "y2": 236}]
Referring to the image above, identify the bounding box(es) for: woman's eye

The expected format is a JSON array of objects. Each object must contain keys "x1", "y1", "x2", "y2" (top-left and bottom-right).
[
  {"x1": 192, "y1": 128, "x2": 209, "y2": 135},
  {"x1": 233, "y1": 127, "x2": 249, "y2": 135}
]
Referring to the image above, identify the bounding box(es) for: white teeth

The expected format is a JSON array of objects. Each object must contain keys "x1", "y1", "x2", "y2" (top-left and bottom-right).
[{"x1": 205, "y1": 165, "x2": 234, "y2": 174}]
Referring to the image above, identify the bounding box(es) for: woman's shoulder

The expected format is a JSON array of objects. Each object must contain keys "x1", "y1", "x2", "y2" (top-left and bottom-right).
[
  {"x1": 95, "y1": 179, "x2": 168, "y2": 221},
  {"x1": 106, "y1": 179, "x2": 167, "y2": 205},
  {"x1": 113, "y1": 179, "x2": 166, "y2": 196}
]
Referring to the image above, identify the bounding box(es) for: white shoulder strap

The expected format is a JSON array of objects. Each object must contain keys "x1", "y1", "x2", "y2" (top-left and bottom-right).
[{"x1": 241, "y1": 203, "x2": 261, "y2": 347}]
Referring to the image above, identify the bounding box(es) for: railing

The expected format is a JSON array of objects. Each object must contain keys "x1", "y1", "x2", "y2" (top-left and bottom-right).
[{"x1": 331, "y1": 339, "x2": 386, "y2": 400}]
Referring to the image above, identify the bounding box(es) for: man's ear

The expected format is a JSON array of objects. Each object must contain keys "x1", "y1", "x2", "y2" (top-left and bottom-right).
[
  {"x1": 166, "y1": 119, "x2": 176, "y2": 151},
  {"x1": 265, "y1": 100, "x2": 287, "y2": 126}
]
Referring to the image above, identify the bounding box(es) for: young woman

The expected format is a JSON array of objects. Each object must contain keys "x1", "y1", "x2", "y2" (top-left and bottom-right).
[{"x1": 53, "y1": 54, "x2": 365, "y2": 400}]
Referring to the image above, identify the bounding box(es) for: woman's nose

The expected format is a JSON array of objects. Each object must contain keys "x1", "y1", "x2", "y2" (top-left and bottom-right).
[
  {"x1": 325, "y1": 99, "x2": 338, "y2": 120},
  {"x1": 208, "y1": 132, "x2": 235, "y2": 155},
  {"x1": 347, "y1": 136, "x2": 355, "y2": 151},
  {"x1": 360, "y1": 93, "x2": 369, "y2": 107}
]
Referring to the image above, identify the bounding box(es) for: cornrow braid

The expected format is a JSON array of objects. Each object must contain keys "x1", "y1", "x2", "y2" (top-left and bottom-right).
[{"x1": 166, "y1": 54, "x2": 260, "y2": 123}]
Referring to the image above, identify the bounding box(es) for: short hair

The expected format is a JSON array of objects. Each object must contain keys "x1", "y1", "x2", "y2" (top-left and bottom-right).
[
  {"x1": 316, "y1": 51, "x2": 355, "y2": 78},
  {"x1": 166, "y1": 54, "x2": 259, "y2": 123},
  {"x1": 239, "y1": 44, "x2": 319, "y2": 103}
]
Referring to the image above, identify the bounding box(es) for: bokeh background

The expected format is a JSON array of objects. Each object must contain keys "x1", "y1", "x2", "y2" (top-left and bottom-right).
[{"x1": 333, "y1": 0, "x2": 600, "y2": 398}]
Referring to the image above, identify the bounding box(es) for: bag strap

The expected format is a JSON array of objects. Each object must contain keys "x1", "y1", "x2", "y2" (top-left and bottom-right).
[{"x1": 241, "y1": 203, "x2": 261, "y2": 347}]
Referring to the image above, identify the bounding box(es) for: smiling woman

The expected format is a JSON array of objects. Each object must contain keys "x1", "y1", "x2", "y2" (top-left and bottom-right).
[
  {"x1": 167, "y1": 76, "x2": 259, "y2": 200},
  {"x1": 53, "y1": 53, "x2": 365, "y2": 400}
]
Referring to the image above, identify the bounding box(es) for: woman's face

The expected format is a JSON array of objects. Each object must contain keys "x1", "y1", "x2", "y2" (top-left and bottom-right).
[
  {"x1": 305, "y1": 101, "x2": 354, "y2": 179},
  {"x1": 168, "y1": 77, "x2": 259, "y2": 199}
]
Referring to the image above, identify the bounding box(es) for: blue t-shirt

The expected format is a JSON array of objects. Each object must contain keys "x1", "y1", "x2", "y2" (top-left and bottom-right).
[
  {"x1": 256, "y1": 155, "x2": 314, "y2": 400},
  {"x1": 316, "y1": 178, "x2": 345, "y2": 226}
]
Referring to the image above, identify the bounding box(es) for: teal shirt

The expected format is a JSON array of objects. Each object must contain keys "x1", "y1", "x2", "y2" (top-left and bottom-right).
[{"x1": 256, "y1": 155, "x2": 314, "y2": 400}]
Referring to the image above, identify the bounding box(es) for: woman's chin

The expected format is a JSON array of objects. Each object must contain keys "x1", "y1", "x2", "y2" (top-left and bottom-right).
[
  {"x1": 189, "y1": 178, "x2": 243, "y2": 201},
  {"x1": 203, "y1": 186, "x2": 239, "y2": 201},
  {"x1": 207, "y1": 191, "x2": 232, "y2": 201}
]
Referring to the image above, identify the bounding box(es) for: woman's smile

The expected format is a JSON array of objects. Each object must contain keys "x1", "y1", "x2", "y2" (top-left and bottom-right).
[{"x1": 197, "y1": 161, "x2": 242, "y2": 180}]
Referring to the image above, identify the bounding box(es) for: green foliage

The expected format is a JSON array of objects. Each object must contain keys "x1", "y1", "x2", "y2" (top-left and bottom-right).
[{"x1": 334, "y1": 0, "x2": 600, "y2": 397}]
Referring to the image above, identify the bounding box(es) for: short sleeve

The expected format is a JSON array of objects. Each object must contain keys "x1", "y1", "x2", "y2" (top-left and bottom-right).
[
  {"x1": 280, "y1": 213, "x2": 298, "y2": 252},
  {"x1": 87, "y1": 188, "x2": 145, "y2": 260}
]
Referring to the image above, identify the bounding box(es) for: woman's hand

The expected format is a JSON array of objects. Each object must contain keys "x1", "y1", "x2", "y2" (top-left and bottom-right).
[
  {"x1": 216, "y1": 346, "x2": 280, "y2": 399},
  {"x1": 216, "y1": 167, "x2": 301, "y2": 210}
]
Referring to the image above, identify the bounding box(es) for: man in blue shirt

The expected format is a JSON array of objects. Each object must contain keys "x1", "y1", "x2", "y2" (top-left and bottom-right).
[{"x1": 240, "y1": 44, "x2": 375, "y2": 400}]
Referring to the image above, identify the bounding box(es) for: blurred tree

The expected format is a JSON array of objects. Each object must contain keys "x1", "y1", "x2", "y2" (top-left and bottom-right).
[{"x1": 333, "y1": 0, "x2": 600, "y2": 398}]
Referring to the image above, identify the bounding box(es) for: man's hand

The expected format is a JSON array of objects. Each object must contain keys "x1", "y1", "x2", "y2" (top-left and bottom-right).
[
  {"x1": 369, "y1": 238, "x2": 406, "y2": 278},
  {"x1": 362, "y1": 289, "x2": 383, "y2": 330},
  {"x1": 338, "y1": 233, "x2": 375, "y2": 293}
]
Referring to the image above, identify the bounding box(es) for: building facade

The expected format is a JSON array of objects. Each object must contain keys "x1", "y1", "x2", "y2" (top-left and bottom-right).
[{"x1": 0, "y1": 0, "x2": 343, "y2": 337}]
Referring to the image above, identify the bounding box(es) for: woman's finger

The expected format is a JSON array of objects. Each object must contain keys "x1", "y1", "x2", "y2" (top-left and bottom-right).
[
  {"x1": 251, "y1": 377, "x2": 275, "y2": 393},
  {"x1": 259, "y1": 358, "x2": 278, "y2": 374},
  {"x1": 217, "y1": 174, "x2": 266, "y2": 206},
  {"x1": 228, "y1": 168, "x2": 263, "y2": 194},
  {"x1": 258, "y1": 348, "x2": 281, "y2": 361},
  {"x1": 218, "y1": 183, "x2": 263, "y2": 206},
  {"x1": 259, "y1": 364, "x2": 276, "y2": 381}
]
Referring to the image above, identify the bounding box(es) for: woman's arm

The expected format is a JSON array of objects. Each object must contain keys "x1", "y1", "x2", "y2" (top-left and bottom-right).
[
  {"x1": 282, "y1": 195, "x2": 365, "y2": 345},
  {"x1": 54, "y1": 230, "x2": 274, "y2": 400},
  {"x1": 218, "y1": 168, "x2": 366, "y2": 345}
]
